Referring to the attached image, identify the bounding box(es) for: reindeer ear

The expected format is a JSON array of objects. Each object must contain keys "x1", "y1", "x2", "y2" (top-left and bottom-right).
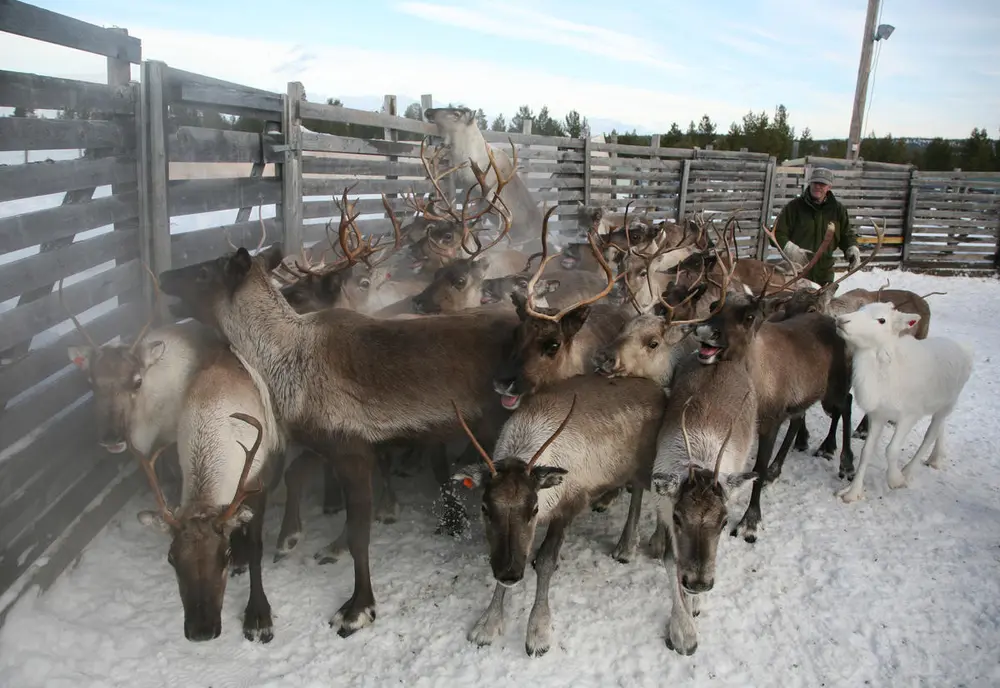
[
  {"x1": 721, "y1": 471, "x2": 758, "y2": 501},
  {"x1": 452, "y1": 466, "x2": 488, "y2": 489},
  {"x1": 532, "y1": 466, "x2": 568, "y2": 490},
  {"x1": 229, "y1": 247, "x2": 255, "y2": 281},
  {"x1": 223, "y1": 505, "x2": 254, "y2": 531},
  {"x1": 651, "y1": 471, "x2": 683, "y2": 497},
  {"x1": 560, "y1": 305, "x2": 591, "y2": 338},
  {"x1": 137, "y1": 510, "x2": 172, "y2": 533},
  {"x1": 67, "y1": 346, "x2": 94, "y2": 372},
  {"x1": 894, "y1": 311, "x2": 920, "y2": 332},
  {"x1": 139, "y1": 340, "x2": 166, "y2": 368},
  {"x1": 257, "y1": 244, "x2": 284, "y2": 272}
]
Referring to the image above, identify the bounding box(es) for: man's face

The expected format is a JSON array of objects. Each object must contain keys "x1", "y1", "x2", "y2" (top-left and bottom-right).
[{"x1": 809, "y1": 181, "x2": 831, "y2": 202}]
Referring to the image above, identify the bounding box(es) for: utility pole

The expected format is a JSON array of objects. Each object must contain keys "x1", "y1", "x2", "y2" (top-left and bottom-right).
[{"x1": 846, "y1": 0, "x2": 881, "y2": 161}]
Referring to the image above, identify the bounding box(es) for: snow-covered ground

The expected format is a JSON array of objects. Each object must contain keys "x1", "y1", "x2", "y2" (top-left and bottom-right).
[{"x1": 2, "y1": 266, "x2": 1000, "y2": 687}]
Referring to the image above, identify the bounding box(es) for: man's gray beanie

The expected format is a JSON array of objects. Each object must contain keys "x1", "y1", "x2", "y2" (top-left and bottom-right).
[{"x1": 807, "y1": 167, "x2": 835, "y2": 186}]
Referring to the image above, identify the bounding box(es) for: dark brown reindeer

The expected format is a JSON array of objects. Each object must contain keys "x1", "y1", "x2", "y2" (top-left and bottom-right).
[
  {"x1": 492, "y1": 206, "x2": 624, "y2": 412},
  {"x1": 155, "y1": 138, "x2": 568, "y2": 636},
  {"x1": 691, "y1": 225, "x2": 860, "y2": 544},
  {"x1": 452, "y1": 372, "x2": 668, "y2": 657}
]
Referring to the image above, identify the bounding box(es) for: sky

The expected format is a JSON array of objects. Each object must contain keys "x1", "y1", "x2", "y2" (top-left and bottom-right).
[{"x1": 3, "y1": 0, "x2": 999, "y2": 139}]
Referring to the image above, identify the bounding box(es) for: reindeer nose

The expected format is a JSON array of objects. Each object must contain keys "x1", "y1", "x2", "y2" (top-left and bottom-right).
[
  {"x1": 411, "y1": 296, "x2": 426, "y2": 314},
  {"x1": 680, "y1": 575, "x2": 714, "y2": 593},
  {"x1": 593, "y1": 349, "x2": 615, "y2": 373},
  {"x1": 496, "y1": 570, "x2": 523, "y2": 587},
  {"x1": 184, "y1": 621, "x2": 222, "y2": 642}
]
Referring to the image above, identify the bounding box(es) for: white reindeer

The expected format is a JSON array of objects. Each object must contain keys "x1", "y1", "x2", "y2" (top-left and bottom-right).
[{"x1": 834, "y1": 301, "x2": 974, "y2": 503}]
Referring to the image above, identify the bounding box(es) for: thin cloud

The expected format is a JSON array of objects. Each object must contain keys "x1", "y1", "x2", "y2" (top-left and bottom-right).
[{"x1": 393, "y1": 1, "x2": 683, "y2": 73}]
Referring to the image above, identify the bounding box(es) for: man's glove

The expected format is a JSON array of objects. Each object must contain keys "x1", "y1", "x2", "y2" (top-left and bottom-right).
[
  {"x1": 783, "y1": 241, "x2": 813, "y2": 266},
  {"x1": 845, "y1": 245, "x2": 861, "y2": 270}
]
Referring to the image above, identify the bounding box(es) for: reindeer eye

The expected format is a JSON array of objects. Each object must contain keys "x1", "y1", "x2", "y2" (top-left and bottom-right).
[
  {"x1": 516, "y1": 279, "x2": 527, "y2": 289},
  {"x1": 543, "y1": 340, "x2": 561, "y2": 356},
  {"x1": 745, "y1": 313, "x2": 756, "y2": 323},
  {"x1": 532, "y1": 505, "x2": 539, "y2": 517},
  {"x1": 167, "y1": 551, "x2": 176, "y2": 567},
  {"x1": 672, "y1": 513, "x2": 682, "y2": 527},
  {"x1": 639, "y1": 269, "x2": 647, "y2": 278},
  {"x1": 454, "y1": 277, "x2": 467, "y2": 288},
  {"x1": 877, "y1": 318, "x2": 886, "y2": 324},
  {"x1": 647, "y1": 339, "x2": 659, "y2": 349},
  {"x1": 480, "y1": 504, "x2": 489, "y2": 518},
  {"x1": 720, "y1": 518, "x2": 728, "y2": 532},
  {"x1": 131, "y1": 374, "x2": 142, "y2": 391},
  {"x1": 359, "y1": 278, "x2": 371, "y2": 289}
]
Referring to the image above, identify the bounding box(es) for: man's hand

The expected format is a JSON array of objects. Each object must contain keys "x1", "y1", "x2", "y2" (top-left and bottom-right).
[
  {"x1": 845, "y1": 245, "x2": 861, "y2": 270},
  {"x1": 783, "y1": 241, "x2": 813, "y2": 266}
]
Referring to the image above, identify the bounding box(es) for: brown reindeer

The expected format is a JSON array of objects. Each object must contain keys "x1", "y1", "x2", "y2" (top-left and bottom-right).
[
  {"x1": 492, "y1": 206, "x2": 623, "y2": 411},
  {"x1": 155, "y1": 138, "x2": 576, "y2": 635},
  {"x1": 691, "y1": 225, "x2": 860, "y2": 544},
  {"x1": 453, "y1": 373, "x2": 668, "y2": 656}
]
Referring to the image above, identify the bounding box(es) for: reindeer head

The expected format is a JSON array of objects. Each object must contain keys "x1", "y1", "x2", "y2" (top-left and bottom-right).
[
  {"x1": 411, "y1": 257, "x2": 491, "y2": 314},
  {"x1": 451, "y1": 397, "x2": 576, "y2": 586},
  {"x1": 61, "y1": 268, "x2": 165, "y2": 453},
  {"x1": 593, "y1": 313, "x2": 690, "y2": 380},
  {"x1": 835, "y1": 301, "x2": 920, "y2": 351},
  {"x1": 651, "y1": 396, "x2": 756, "y2": 594},
  {"x1": 767, "y1": 284, "x2": 837, "y2": 322},
  {"x1": 424, "y1": 106, "x2": 478, "y2": 135},
  {"x1": 279, "y1": 269, "x2": 346, "y2": 314},
  {"x1": 136, "y1": 413, "x2": 264, "y2": 642},
  {"x1": 559, "y1": 241, "x2": 602, "y2": 272},
  {"x1": 481, "y1": 271, "x2": 560, "y2": 306},
  {"x1": 407, "y1": 221, "x2": 462, "y2": 273}
]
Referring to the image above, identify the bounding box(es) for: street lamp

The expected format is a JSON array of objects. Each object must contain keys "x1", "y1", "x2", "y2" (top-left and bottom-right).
[
  {"x1": 846, "y1": 0, "x2": 896, "y2": 161},
  {"x1": 875, "y1": 23, "x2": 895, "y2": 41}
]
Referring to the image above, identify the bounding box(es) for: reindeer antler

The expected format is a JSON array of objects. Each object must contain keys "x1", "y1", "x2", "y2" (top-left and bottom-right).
[
  {"x1": 523, "y1": 207, "x2": 619, "y2": 322},
  {"x1": 762, "y1": 224, "x2": 836, "y2": 298},
  {"x1": 323, "y1": 187, "x2": 405, "y2": 272},
  {"x1": 656, "y1": 220, "x2": 740, "y2": 326},
  {"x1": 58, "y1": 277, "x2": 98, "y2": 351},
  {"x1": 814, "y1": 219, "x2": 885, "y2": 295},
  {"x1": 129, "y1": 262, "x2": 163, "y2": 355},
  {"x1": 451, "y1": 400, "x2": 497, "y2": 476},
  {"x1": 132, "y1": 443, "x2": 180, "y2": 528},
  {"x1": 219, "y1": 412, "x2": 265, "y2": 524},
  {"x1": 527, "y1": 394, "x2": 578, "y2": 472}
]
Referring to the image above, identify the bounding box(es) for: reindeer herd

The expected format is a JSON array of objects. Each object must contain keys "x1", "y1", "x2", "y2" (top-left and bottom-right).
[{"x1": 61, "y1": 107, "x2": 974, "y2": 658}]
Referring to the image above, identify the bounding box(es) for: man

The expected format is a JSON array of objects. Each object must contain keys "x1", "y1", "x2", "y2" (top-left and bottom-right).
[{"x1": 774, "y1": 167, "x2": 861, "y2": 285}]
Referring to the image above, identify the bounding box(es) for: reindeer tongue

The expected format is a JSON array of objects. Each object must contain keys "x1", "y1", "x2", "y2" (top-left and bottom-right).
[
  {"x1": 699, "y1": 345, "x2": 721, "y2": 357},
  {"x1": 500, "y1": 394, "x2": 521, "y2": 410}
]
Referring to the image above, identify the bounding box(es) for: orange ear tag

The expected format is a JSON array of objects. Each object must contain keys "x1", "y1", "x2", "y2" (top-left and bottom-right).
[
  {"x1": 462, "y1": 477, "x2": 474, "y2": 489},
  {"x1": 73, "y1": 356, "x2": 86, "y2": 367}
]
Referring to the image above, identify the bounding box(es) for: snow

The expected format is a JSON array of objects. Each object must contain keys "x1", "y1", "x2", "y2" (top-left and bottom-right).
[{"x1": 2, "y1": 268, "x2": 1000, "y2": 687}]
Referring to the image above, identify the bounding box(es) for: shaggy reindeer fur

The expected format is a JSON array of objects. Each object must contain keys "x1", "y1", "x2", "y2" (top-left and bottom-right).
[
  {"x1": 834, "y1": 301, "x2": 973, "y2": 503},
  {"x1": 454, "y1": 375, "x2": 667, "y2": 657}
]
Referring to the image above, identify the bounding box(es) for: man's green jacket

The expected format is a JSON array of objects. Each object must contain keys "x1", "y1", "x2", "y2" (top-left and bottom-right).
[{"x1": 773, "y1": 189, "x2": 857, "y2": 284}]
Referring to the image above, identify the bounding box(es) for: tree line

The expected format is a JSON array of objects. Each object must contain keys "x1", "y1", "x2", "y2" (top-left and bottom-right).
[{"x1": 9, "y1": 102, "x2": 998, "y2": 172}]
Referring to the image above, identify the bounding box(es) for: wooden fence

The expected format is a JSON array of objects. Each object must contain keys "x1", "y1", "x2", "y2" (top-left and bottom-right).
[{"x1": 2, "y1": 0, "x2": 999, "y2": 620}]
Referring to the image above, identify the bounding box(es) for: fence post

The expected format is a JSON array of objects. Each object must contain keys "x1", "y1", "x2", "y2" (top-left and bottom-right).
[
  {"x1": 676, "y1": 158, "x2": 691, "y2": 222},
  {"x1": 756, "y1": 156, "x2": 777, "y2": 259},
  {"x1": 522, "y1": 117, "x2": 533, "y2": 135},
  {"x1": 383, "y1": 95, "x2": 398, "y2": 228},
  {"x1": 649, "y1": 134, "x2": 660, "y2": 207},
  {"x1": 420, "y1": 93, "x2": 433, "y2": 116},
  {"x1": 140, "y1": 59, "x2": 170, "y2": 323},
  {"x1": 281, "y1": 81, "x2": 304, "y2": 255},
  {"x1": 582, "y1": 123, "x2": 592, "y2": 209},
  {"x1": 902, "y1": 168, "x2": 918, "y2": 265},
  {"x1": 609, "y1": 133, "x2": 618, "y2": 202}
]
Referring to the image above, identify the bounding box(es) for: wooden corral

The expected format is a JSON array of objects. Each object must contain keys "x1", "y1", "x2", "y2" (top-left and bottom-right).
[{"x1": 1, "y1": 0, "x2": 998, "y2": 622}]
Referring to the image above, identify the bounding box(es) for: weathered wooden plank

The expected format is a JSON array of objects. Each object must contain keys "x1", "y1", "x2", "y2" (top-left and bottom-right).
[
  {"x1": 301, "y1": 155, "x2": 428, "y2": 178},
  {"x1": 167, "y1": 126, "x2": 277, "y2": 164},
  {"x1": 590, "y1": 170, "x2": 681, "y2": 183},
  {"x1": 170, "y1": 217, "x2": 280, "y2": 268},
  {"x1": 142, "y1": 62, "x2": 171, "y2": 315},
  {"x1": 0, "y1": 228, "x2": 138, "y2": 303},
  {"x1": 165, "y1": 66, "x2": 281, "y2": 112},
  {"x1": 0, "y1": 0, "x2": 141, "y2": 62},
  {"x1": 0, "y1": 451, "x2": 127, "y2": 595},
  {"x1": 0, "y1": 70, "x2": 135, "y2": 115},
  {"x1": 0, "y1": 190, "x2": 139, "y2": 254},
  {"x1": 0, "y1": 259, "x2": 140, "y2": 353},
  {"x1": 689, "y1": 159, "x2": 771, "y2": 172},
  {"x1": 4, "y1": 462, "x2": 145, "y2": 614},
  {"x1": 302, "y1": 177, "x2": 434, "y2": 197},
  {"x1": 912, "y1": 208, "x2": 998, "y2": 221},
  {"x1": 915, "y1": 193, "x2": 999, "y2": 204},
  {"x1": 180, "y1": 82, "x2": 283, "y2": 120},
  {"x1": 302, "y1": 197, "x2": 415, "y2": 221},
  {"x1": 301, "y1": 100, "x2": 435, "y2": 137},
  {"x1": 167, "y1": 177, "x2": 281, "y2": 216},
  {"x1": 522, "y1": 161, "x2": 585, "y2": 175},
  {"x1": 519, "y1": 177, "x2": 584, "y2": 190},
  {"x1": 686, "y1": 181, "x2": 767, "y2": 191},
  {"x1": 0, "y1": 117, "x2": 128, "y2": 152},
  {"x1": 300, "y1": 131, "x2": 426, "y2": 158},
  {"x1": 534, "y1": 190, "x2": 584, "y2": 203},
  {"x1": 481, "y1": 130, "x2": 585, "y2": 149},
  {"x1": 0, "y1": 300, "x2": 143, "y2": 407},
  {"x1": 510, "y1": 148, "x2": 585, "y2": 163},
  {"x1": 0, "y1": 156, "x2": 135, "y2": 203}
]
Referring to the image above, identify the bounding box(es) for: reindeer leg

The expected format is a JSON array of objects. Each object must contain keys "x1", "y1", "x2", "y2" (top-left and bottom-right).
[
  {"x1": 662, "y1": 518, "x2": 698, "y2": 655},
  {"x1": 275, "y1": 449, "x2": 313, "y2": 562},
  {"x1": 648, "y1": 512, "x2": 671, "y2": 561},
  {"x1": 838, "y1": 418, "x2": 886, "y2": 503},
  {"x1": 852, "y1": 413, "x2": 870, "y2": 440},
  {"x1": 468, "y1": 583, "x2": 508, "y2": 647},
  {"x1": 229, "y1": 524, "x2": 251, "y2": 577},
  {"x1": 526, "y1": 514, "x2": 572, "y2": 657},
  {"x1": 792, "y1": 418, "x2": 810, "y2": 452},
  {"x1": 883, "y1": 417, "x2": 918, "y2": 490},
  {"x1": 732, "y1": 422, "x2": 779, "y2": 543},
  {"x1": 322, "y1": 461, "x2": 344, "y2": 515},
  {"x1": 373, "y1": 449, "x2": 400, "y2": 524},
  {"x1": 327, "y1": 437, "x2": 377, "y2": 637},
  {"x1": 904, "y1": 409, "x2": 950, "y2": 479},
  {"x1": 764, "y1": 418, "x2": 799, "y2": 484},
  {"x1": 611, "y1": 484, "x2": 643, "y2": 563},
  {"x1": 837, "y1": 394, "x2": 856, "y2": 480},
  {"x1": 242, "y1": 490, "x2": 273, "y2": 643}
]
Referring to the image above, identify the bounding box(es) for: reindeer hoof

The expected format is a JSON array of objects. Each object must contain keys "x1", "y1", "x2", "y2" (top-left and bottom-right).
[
  {"x1": 243, "y1": 608, "x2": 274, "y2": 644},
  {"x1": 814, "y1": 448, "x2": 835, "y2": 461},
  {"x1": 330, "y1": 604, "x2": 376, "y2": 638},
  {"x1": 525, "y1": 642, "x2": 550, "y2": 657},
  {"x1": 665, "y1": 635, "x2": 698, "y2": 656},
  {"x1": 229, "y1": 563, "x2": 248, "y2": 578}
]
